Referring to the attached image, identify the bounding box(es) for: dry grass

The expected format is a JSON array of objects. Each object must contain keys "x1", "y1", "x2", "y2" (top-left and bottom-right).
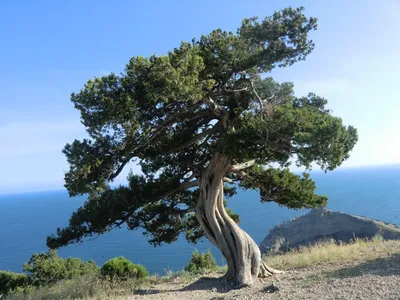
[
  {"x1": 5, "y1": 275, "x2": 142, "y2": 300},
  {"x1": 7, "y1": 238, "x2": 400, "y2": 299},
  {"x1": 5, "y1": 268, "x2": 227, "y2": 300},
  {"x1": 263, "y1": 236, "x2": 400, "y2": 270}
]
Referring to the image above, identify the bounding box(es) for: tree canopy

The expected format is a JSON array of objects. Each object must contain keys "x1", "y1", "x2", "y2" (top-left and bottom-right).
[{"x1": 47, "y1": 7, "x2": 357, "y2": 254}]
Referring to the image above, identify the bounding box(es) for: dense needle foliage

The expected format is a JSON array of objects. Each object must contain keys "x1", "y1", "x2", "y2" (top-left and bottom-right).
[{"x1": 47, "y1": 7, "x2": 357, "y2": 250}]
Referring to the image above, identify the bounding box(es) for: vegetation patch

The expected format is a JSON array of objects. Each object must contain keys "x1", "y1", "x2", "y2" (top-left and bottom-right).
[
  {"x1": 263, "y1": 235, "x2": 400, "y2": 270},
  {"x1": 0, "y1": 271, "x2": 30, "y2": 295},
  {"x1": 23, "y1": 249, "x2": 99, "y2": 285},
  {"x1": 101, "y1": 256, "x2": 149, "y2": 280},
  {"x1": 184, "y1": 249, "x2": 218, "y2": 273}
]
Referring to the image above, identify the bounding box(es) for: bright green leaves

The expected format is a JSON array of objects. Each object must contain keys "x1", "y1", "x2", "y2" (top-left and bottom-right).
[{"x1": 240, "y1": 165, "x2": 327, "y2": 209}]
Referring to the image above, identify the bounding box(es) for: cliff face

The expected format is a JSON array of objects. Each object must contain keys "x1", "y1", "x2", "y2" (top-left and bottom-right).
[{"x1": 260, "y1": 208, "x2": 400, "y2": 253}]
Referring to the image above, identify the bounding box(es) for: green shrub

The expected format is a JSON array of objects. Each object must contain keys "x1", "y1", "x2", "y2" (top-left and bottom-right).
[
  {"x1": 184, "y1": 249, "x2": 218, "y2": 273},
  {"x1": 5, "y1": 274, "x2": 146, "y2": 300},
  {"x1": 0, "y1": 271, "x2": 29, "y2": 295},
  {"x1": 23, "y1": 249, "x2": 99, "y2": 285},
  {"x1": 101, "y1": 257, "x2": 149, "y2": 279}
]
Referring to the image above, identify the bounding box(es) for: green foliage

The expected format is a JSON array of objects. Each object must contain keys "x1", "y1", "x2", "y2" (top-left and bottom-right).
[
  {"x1": 0, "y1": 271, "x2": 29, "y2": 295},
  {"x1": 184, "y1": 249, "x2": 218, "y2": 273},
  {"x1": 23, "y1": 249, "x2": 99, "y2": 285},
  {"x1": 101, "y1": 257, "x2": 149, "y2": 279},
  {"x1": 4, "y1": 274, "x2": 143, "y2": 300},
  {"x1": 240, "y1": 166, "x2": 327, "y2": 209},
  {"x1": 47, "y1": 6, "x2": 358, "y2": 250}
]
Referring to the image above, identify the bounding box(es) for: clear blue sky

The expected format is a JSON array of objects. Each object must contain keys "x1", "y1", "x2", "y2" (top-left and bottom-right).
[{"x1": 1, "y1": 0, "x2": 399, "y2": 194}]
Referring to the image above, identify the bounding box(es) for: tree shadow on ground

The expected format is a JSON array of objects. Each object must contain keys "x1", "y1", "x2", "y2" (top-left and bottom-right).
[
  {"x1": 322, "y1": 254, "x2": 400, "y2": 279},
  {"x1": 134, "y1": 289, "x2": 167, "y2": 295},
  {"x1": 134, "y1": 276, "x2": 233, "y2": 295},
  {"x1": 180, "y1": 276, "x2": 231, "y2": 293}
]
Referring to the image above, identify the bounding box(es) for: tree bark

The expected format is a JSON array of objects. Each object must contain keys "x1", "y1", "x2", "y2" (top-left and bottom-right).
[{"x1": 196, "y1": 153, "x2": 281, "y2": 288}]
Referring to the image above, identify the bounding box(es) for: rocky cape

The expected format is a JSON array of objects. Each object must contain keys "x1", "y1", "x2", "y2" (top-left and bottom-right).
[{"x1": 260, "y1": 208, "x2": 400, "y2": 253}]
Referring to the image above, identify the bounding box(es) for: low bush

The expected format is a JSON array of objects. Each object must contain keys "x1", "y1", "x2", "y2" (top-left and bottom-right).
[
  {"x1": 184, "y1": 249, "x2": 218, "y2": 273},
  {"x1": 5, "y1": 274, "x2": 147, "y2": 300},
  {"x1": 23, "y1": 249, "x2": 99, "y2": 285},
  {"x1": 0, "y1": 271, "x2": 29, "y2": 295},
  {"x1": 101, "y1": 257, "x2": 149, "y2": 279}
]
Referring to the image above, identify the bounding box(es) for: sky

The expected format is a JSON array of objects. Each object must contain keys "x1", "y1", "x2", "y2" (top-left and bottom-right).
[{"x1": 0, "y1": 0, "x2": 399, "y2": 194}]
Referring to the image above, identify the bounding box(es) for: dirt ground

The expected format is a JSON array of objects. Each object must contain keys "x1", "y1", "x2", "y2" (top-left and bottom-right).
[{"x1": 122, "y1": 254, "x2": 400, "y2": 300}]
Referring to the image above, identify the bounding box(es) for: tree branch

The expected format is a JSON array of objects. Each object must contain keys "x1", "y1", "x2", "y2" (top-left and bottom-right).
[
  {"x1": 223, "y1": 177, "x2": 233, "y2": 183},
  {"x1": 166, "y1": 180, "x2": 199, "y2": 196},
  {"x1": 250, "y1": 79, "x2": 276, "y2": 111},
  {"x1": 108, "y1": 110, "x2": 214, "y2": 180},
  {"x1": 250, "y1": 80, "x2": 264, "y2": 112},
  {"x1": 113, "y1": 179, "x2": 198, "y2": 227},
  {"x1": 183, "y1": 173, "x2": 197, "y2": 183},
  {"x1": 171, "y1": 159, "x2": 199, "y2": 171},
  {"x1": 230, "y1": 159, "x2": 256, "y2": 172},
  {"x1": 165, "y1": 125, "x2": 220, "y2": 154},
  {"x1": 203, "y1": 97, "x2": 230, "y2": 125},
  {"x1": 109, "y1": 157, "x2": 131, "y2": 180},
  {"x1": 224, "y1": 87, "x2": 248, "y2": 93}
]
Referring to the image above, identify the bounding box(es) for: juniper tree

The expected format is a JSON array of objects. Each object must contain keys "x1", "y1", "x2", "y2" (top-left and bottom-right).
[{"x1": 47, "y1": 7, "x2": 358, "y2": 287}]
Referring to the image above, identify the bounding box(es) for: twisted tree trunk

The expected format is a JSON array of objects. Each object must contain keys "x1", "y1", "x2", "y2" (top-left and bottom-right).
[{"x1": 196, "y1": 153, "x2": 281, "y2": 288}]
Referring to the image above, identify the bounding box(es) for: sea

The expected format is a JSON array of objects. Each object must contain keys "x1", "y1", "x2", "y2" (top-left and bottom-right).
[{"x1": 1, "y1": 164, "x2": 400, "y2": 275}]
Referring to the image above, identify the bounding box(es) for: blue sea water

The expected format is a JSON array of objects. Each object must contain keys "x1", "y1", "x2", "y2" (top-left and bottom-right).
[{"x1": 1, "y1": 165, "x2": 400, "y2": 274}]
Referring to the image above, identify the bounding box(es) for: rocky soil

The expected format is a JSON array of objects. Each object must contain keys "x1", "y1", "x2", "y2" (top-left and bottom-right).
[{"x1": 124, "y1": 253, "x2": 400, "y2": 300}]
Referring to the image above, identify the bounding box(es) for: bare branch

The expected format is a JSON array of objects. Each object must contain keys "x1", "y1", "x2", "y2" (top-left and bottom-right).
[
  {"x1": 234, "y1": 170, "x2": 256, "y2": 183},
  {"x1": 165, "y1": 125, "x2": 220, "y2": 154},
  {"x1": 184, "y1": 110, "x2": 213, "y2": 122},
  {"x1": 230, "y1": 159, "x2": 256, "y2": 172},
  {"x1": 238, "y1": 171, "x2": 248, "y2": 177},
  {"x1": 224, "y1": 87, "x2": 248, "y2": 93},
  {"x1": 265, "y1": 94, "x2": 276, "y2": 101},
  {"x1": 183, "y1": 173, "x2": 197, "y2": 183},
  {"x1": 250, "y1": 80, "x2": 276, "y2": 112},
  {"x1": 250, "y1": 80, "x2": 264, "y2": 112},
  {"x1": 204, "y1": 97, "x2": 224, "y2": 114},
  {"x1": 141, "y1": 110, "x2": 209, "y2": 149},
  {"x1": 173, "y1": 180, "x2": 198, "y2": 193},
  {"x1": 223, "y1": 177, "x2": 233, "y2": 183},
  {"x1": 109, "y1": 157, "x2": 131, "y2": 180},
  {"x1": 171, "y1": 159, "x2": 199, "y2": 171}
]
